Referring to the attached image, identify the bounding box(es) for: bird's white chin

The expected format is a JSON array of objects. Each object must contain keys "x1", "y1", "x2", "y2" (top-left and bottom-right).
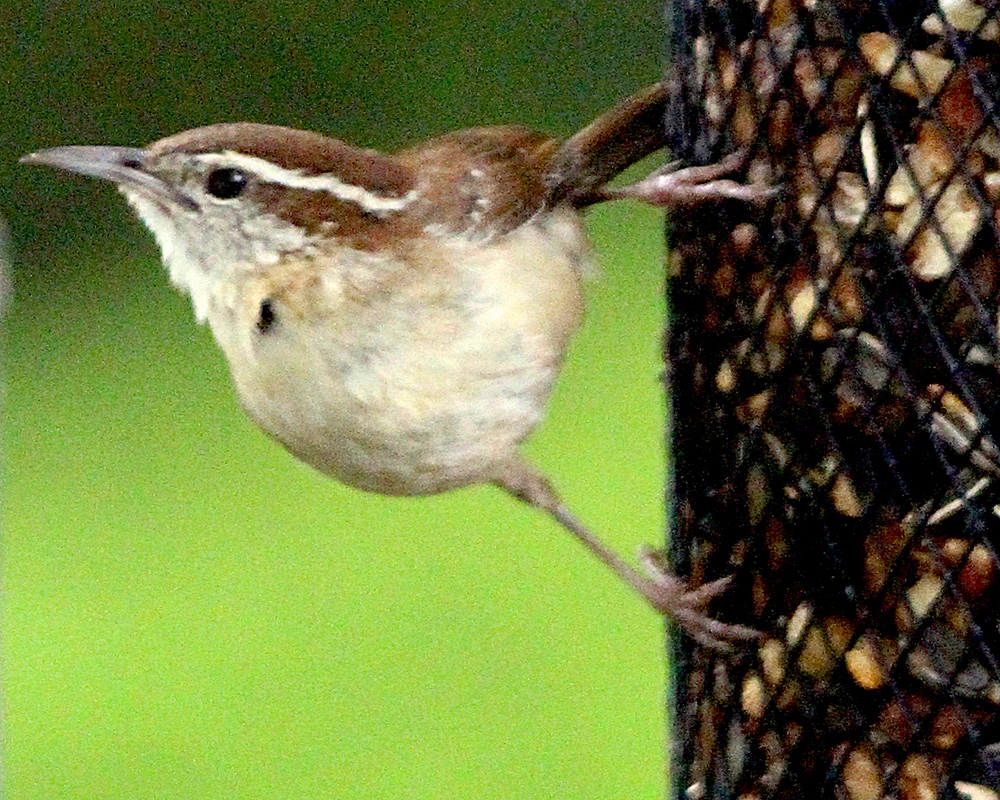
[{"x1": 123, "y1": 188, "x2": 226, "y2": 323}]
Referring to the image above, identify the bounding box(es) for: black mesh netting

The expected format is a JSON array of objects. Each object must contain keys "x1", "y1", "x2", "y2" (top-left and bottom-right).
[{"x1": 663, "y1": 1, "x2": 1000, "y2": 798}]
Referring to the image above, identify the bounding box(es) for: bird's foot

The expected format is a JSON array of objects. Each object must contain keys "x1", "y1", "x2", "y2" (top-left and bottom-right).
[
  {"x1": 636, "y1": 546, "x2": 763, "y2": 650},
  {"x1": 607, "y1": 151, "x2": 779, "y2": 207}
]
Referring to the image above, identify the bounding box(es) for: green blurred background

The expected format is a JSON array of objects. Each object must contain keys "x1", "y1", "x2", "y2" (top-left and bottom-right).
[{"x1": 3, "y1": 2, "x2": 673, "y2": 798}]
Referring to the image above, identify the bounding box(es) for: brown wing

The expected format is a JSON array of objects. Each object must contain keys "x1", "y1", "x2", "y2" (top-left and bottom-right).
[
  {"x1": 396, "y1": 83, "x2": 669, "y2": 236},
  {"x1": 395, "y1": 125, "x2": 558, "y2": 239}
]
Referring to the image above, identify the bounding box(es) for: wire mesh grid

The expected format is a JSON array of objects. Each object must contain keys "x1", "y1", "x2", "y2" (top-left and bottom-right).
[{"x1": 663, "y1": 1, "x2": 1000, "y2": 798}]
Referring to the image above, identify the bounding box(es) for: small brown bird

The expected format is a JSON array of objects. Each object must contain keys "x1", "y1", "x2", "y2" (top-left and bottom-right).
[{"x1": 23, "y1": 84, "x2": 767, "y2": 645}]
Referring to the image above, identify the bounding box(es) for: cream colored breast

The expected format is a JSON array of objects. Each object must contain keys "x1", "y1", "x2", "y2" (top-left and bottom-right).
[{"x1": 205, "y1": 207, "x2": 591, "y2": 496}]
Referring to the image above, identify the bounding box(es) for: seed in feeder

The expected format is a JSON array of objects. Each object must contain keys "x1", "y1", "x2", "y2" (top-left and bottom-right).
[
  {"x1": 930, "y1": 704, "x2": 965, "y2": 750},
  {"x1": 730, "y1": 222, "x2": 758, "y2": 256},
  {"x1": 830, "y1": 269, "x2": 863, "y2": 324},
  {"x1": 843, "y1": 746, "x2": 883, "y2": 800},
  {"x1": 899, "y1": 753, "x2": 938, "y2": 800},
  {"x1": 760, "y1": 638, "x2": 786, "y2": 685},
  {"x1": 954, "y1": 782, "x2": 1000, "y2": 800},
  {"x1": 908, "y1": 574, "x2": 945, "y2": 620},
  {"x1": 894, "y1": 181, "x2": 981, "y2": 281},
  {"x1": 883, "y1": 123, "x2": 958, "y2": 207},
  {"x1": 859, "y1": 96, "x2": 878, "y2": 189},
  {"x1": 959, "y1": 544, "x2": 996, "y2": 599},
  {"x1": 742, "y1": 672, "x2": 767, "y2": 718},
  {"x1": 790, "y1": 281, "x2": 818, "y2": 331},
  {"x1": 716, "y1": 360, "x2": 736, "y2": 393},
  {"x1": 941, "y1": 538, "x2": 972, "y2": 565},
  {"x1": 787, "y1": 602, "x2": 812, "y2": 646},
  {"x1": 798, "y1": 628, "x2": 834, "y2": 677},
  {"x1": 794, "y1": 52, "x2": 824, "y2": 109},
  {"x1": 831, "y1": 472, "x2": 863, "y2": 517},
  {"x1": 846, "y1": 637, "x2": 887, "y2": 689},
  {"x1": 858, "y1": 32, "x2": 954, "y2": 100},
  {"x1": 811, "y1": 131, "x2": 849, "y2": 178},
  {"x1": 923, "y1": 0, "x2": 994, "y2": 34},
  {"x1": 984, "y1": 171, "x2": 1000, "y2": 201}
]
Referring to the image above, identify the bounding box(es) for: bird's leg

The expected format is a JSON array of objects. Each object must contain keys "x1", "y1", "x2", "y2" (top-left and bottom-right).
[
  {"x1": 602, "y1": 150, "x2": 779, "y2": 207},
  {"x1": 492, "y1": 457, "x2": 762, "y2": 649}
]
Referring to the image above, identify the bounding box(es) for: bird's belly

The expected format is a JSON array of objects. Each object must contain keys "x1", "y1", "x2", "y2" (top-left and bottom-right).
[
  {"x1": 213, "y1": 209, "x2": 589, "y2": 496},
  {"x1": 234, "y1": 332, "x2": 560, "y2": 496}
]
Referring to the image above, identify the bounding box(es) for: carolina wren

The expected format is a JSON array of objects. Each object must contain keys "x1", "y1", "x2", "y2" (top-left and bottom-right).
[{"x1": 23, "y1": 83, "x2": 768, "y2": 646}]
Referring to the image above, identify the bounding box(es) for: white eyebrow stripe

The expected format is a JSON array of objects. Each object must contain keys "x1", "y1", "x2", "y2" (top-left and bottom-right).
[{"x1": 196, "y1": 151, "x2": 418, "y2": 213}]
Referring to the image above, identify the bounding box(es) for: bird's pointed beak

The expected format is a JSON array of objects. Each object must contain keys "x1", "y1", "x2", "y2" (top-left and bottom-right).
[{"x1": 21, "y1": 146, "x2": 198, "y2": 211}]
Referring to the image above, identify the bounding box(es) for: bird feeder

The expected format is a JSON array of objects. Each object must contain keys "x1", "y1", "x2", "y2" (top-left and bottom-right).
[{"x1": 664, "y1": 1, "x2": 1000, "y2": 797}]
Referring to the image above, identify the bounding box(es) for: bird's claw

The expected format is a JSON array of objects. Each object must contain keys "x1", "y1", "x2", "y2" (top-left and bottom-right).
[
  {"x1": 607, "y1": 150, "x2": 779, "y2": 208},
  {"x1": 637, "y1": 546, "x2": 763, "y2": 650}
]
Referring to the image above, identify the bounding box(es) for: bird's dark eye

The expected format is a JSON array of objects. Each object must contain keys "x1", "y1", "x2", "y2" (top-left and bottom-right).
[{"x1": 206, "y1": 167, "x2": 248, "y2": 199}]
